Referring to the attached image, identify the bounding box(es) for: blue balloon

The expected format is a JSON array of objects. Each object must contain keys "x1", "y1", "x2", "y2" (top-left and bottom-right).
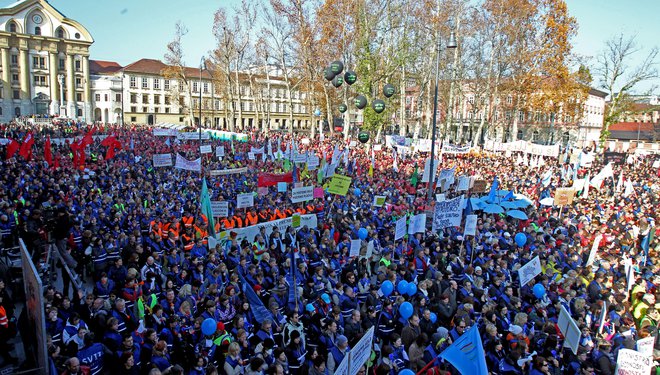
[
  {"x1": 397, "y1": 280, "x2": 409, "y2": 295},
  {"x1": 399, "y1": 302, "x2": 413, "y2": 320},
  {"x1": 380, "y1": 280, "x2": 394, "y2": 297},
  {"x1": 406, "y1": 282, "x2": 417, "y2": 296},
  {"x1": 515, "y1": 232, "x2": 527, "y2": 247},
  {"x1": 533, "y1": 283, "x2": 546, "y2": 299},
  {"x1": 399, "y1": 370, "x2": 415, "y2": 375},
  {"x1": 354, "y1": 188, "x2": 362, "y2": 197},
  {"x1": 429, "y1": 312, "x2": 437, "y2": 324},
  {"x1": 358, "y1": 228, "x2": 368, "y2": 240},
  {"x1": 202, "y1": 318, "x2": 216, "y2": 336}
]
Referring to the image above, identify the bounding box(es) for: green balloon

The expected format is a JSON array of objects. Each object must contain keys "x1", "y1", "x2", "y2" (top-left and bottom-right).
[
  {"x1": 330, "y1": 60, "x2": 344, "y2": 74},
  {"x1": 344, "y1": 71, "x2": 357, "y2": 85},
  {"x1": 338, "y1": 104, "x2": 347, "y2": 113},
  {"x1": 383, "y1": 84, "x2": 395, "y2": 98},
  {"x1": 324, "y1": 67, "x2": 335, "y2": 81},
  {"x1": 372, "y1": 99, "x2": 386, "y2": 113},
  {"x1": 358, "y1": 131, "x2": 370, "y2": 143},
  {"x1": 332, "y1": 75, "x2": 344, "y2": 88},
  {"x1": 354, "y1": 95, "x2": 367, "y2": 110}
]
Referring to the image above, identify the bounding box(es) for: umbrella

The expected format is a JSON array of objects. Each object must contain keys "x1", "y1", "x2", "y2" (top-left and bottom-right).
[
  {"x1": 500, "y1": 201, "x2": 518, "y2": 210},
  {"x1": 496, "y1": 190, "x2": 510, "y2": 197},
  {"x1": 507, "y1": 210, "x2": 528, "y2": 220},
  {"x1": 514, "y1": 193, "x2": 534, "y2": 205},
  {"x1": 508, "y1": 200, "x2": 530, "y2": 209},
  {"x1": 539, "y1": 197, "x2": 554, "y2": 206},
  {"x1": 469, "y1": 198, "x2": 485, "y2": 210},
  {"x1": 483, "y1": 204, "x2": 504, "y2": 214}
]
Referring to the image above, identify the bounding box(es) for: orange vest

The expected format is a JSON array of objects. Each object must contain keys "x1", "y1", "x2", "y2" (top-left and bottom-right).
[
  {"x1": 181, "y1": 234, "x2": 194, "y2": 251},
  {"x1": 223, "y1": 218, "x2": 235, "y2": 230},
  {"x1": 275, "y1": 209, "x2": 286, "y2": 220},
  {"x1": 0, "y1": 306, "x2": 7, "y2": 327},
  {"x1": 150, "y1": 220, "x2": 162, "y2": 237},
  {"x1": 296, "y1": 207, "x2": 306, "y2": 215},
  {"x1": 246, "y1": 212, "x2": 258, "y2": 226},
  {"x1": 234, "y1": 216, "x2": 244, "y2": 228},
  {"x1": 161, "y1": 222, "x2": 171, "y2": 239},
  {"x1": 182, "y1": 216, "x2": 194, "y2": 229}
]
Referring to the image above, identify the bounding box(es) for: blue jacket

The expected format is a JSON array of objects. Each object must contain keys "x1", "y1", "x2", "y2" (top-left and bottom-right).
[{"x1": 78, "y1": 343, "x2": 105, "y2": 375}]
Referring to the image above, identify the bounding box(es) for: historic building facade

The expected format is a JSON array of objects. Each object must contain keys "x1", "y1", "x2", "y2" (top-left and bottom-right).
[{"x1": 0, "y1": 0, "x2": 93, "y2": 121}]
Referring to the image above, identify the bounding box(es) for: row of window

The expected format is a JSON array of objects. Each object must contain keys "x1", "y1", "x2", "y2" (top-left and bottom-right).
[
  {"x1": 1, "y1": 55, "x2": 83, "y2": 72},
  {"x1": 8, "y1": 22, "x2": 81, "y2": 39}
]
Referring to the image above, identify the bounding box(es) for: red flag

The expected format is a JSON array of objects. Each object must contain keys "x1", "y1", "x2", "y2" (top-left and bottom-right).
[
  {"x1": 80, "y1": 130, "x2": 94, "y2": 147},
  {"x1": 5, "y1": 139, "x2": 19, "y2": 160},
  {"x1": 44, "y1": 136, "x2": 52, "y2": 166},
  {"x1": 257, "y1": 172, "x2": 293, "y2": 187},
  {"x1": 70, "y1": 138, "x2": 85, "y2": 169},
  {"x1": 100, "y1": 135, "x2": 117, "y2": 147},
  {"x1": 101, "y1": 136, "x2": 122, "y2": 160},
  {"x1": 18, "y1": 132, "x2": 34, "y2": 159}
]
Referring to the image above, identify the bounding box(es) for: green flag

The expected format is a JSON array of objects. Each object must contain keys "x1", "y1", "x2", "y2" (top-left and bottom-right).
[
  {"x1": 410, "y1": 165, "x2": 419, "y2": 187},
  {"x1": 317, "y1": 158, "x2": 326, "y2": 184},
  {"x1": 283, "y1": 159, "x2": 292, "y2": 172},
  {"x1": 200, "y1": 178, "x2": 216, "y2": 238}
]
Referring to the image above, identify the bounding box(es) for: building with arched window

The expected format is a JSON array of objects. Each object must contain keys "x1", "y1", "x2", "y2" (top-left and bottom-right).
[{"x1": 0, "y1": 0, "x2": 93, "y2": 121}]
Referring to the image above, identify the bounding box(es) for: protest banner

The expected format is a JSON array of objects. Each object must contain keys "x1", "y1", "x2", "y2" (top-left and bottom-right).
[
  {"x1": 307, "y1": 155, "x2": 320, "y2": 169},
  {"x1": 334, "y1": 354, "x2": 349, "y2": 375},
  {"x1": 554, "y1": 188, "x2": 576, "y2": 206},
  {"x1": 636, "y1": 336, "x2": 655, "y2": 358},
  {"x1": 174, "y1": 154, "x2": 201, "y2": 172},
  {"x1": 313, "y1": 187, "x2": 324, "y2": 198},
  {"x1": 216, "y1": 146, "x2": 225, "y2": 158},
  {"x1": 153, "y1": 128, "x2": 179, "y2": 136},
  {"x1": 518, "y1": 256, "x2": 542, "y2": 287},
  {"x1": 152, "y1": 153, "x2": 172, "y2": 167},
  {"x1": 464, "y1": 214, "x2": 478, "y2": 236},
  {"x1": 472, "y1": 180, "x2": 488, "y2": 193},
  {"x1": 200, "y1": 144, "x2": 212, "y2": 154},
  {"x1": 558, "y1": 305, "x2": 581, "y2": 355},
  {"x1": 586, "y1": 235, "x2": 602, "y2": 266},
  {"x1": 293, "y1": 153, "x2": 308, "y2": 163},
  {"x1": 395, "y1": 216, "x2": 407, "y2": 240},
  {"x1": 237, "y1": 193, "x2": 254, "y2": 209},
  {"x1": 258, "y1": 172, "x2": 293, "y2": 187},
  {"x1": 217, "y1": 214, "x2": 318, "y2": 244},
  {"x1": 350, "y1": 239, "x2": 362, "y2": 257},
  {"x1": 291, "y1": 186, "x2": 314, "y2": 203},
  {"x1": 327, "y1": 175, "x2": 352, "y2": 196},
  {"x1": 457, "y1": 176, "x2": 470, "y2": 191},
  {"x1": 210, "y1": 201, "x2": 229, "y2": 217},
  {"x1": 432, "y1": 196, "x2": 462, "y2": 231},
  {"x1": 408, "y1": 213, "x2": 427, "y2": 234},
  {"x1": 373, "y1": 195, "x2": 386, "y2": 207},
  {"x1": 209, "y1": 167, "x2": 248, "y2": 176},
  {"x1": 442, "y1": 144, "x2": 471, "y2": 154},
  {"x1": 436, "y1": 193, "x2": 446, "y2": 202},
  {"x1": 349, "y1": 327, "x2": 375, "y2": 375},
  {"x1": 604, "y1": 151, "x2": 626, "y2": 165},
  {"x1": 615, "y1": 349, "x2": 653, "y2": 375},
  {"x1": 291, "y1": 213, "x2": 301, "y2": 228},
  {"x1": 277, "y1": 182, "x2": 287, "y2": 192},
  {"x1": 421, "y1": 158, "x2": 440, "y2": 183},
  {"x1": 177, "y1": 132, "x2": 209, "y2": 140}
]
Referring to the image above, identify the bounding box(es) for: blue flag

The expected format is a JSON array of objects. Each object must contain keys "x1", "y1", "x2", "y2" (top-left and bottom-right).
[
  {"x1": 439, "y1": 325, "x2": 488, "y2": 375},
  {"x1": 487, "y1": 176, "x2": 499, "y2": 203},
  {"x1": 237, "y1": 270, "x2": 273, "y2": 324},
  {"x1": 464, "y1": 199, "x2": 474, "y2": 217},
  {"x1": 503, "y1": 190, "x2": 514, "y2": 201},
  {"x1": 200, "y1": 178, "x2": 215, "y2": 238}
]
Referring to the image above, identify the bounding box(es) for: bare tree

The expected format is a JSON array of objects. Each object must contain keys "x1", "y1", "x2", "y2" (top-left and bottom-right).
[
  {"x1": 596, "y1": 33, "x2": 659, "y2": 144},
  {"x1": 163, "y1": 21, "x2": 195, "y2": 125}
]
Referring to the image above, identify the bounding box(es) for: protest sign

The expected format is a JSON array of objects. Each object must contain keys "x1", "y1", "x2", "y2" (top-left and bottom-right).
[
  {"x1": 307, "y1": 155, "x2": 320, "y2": 169},
  {"x1": 408, "y1": 213, "x2": 427, "y2": 234},
  {"x1": 291, "y1": 214, "x2": 301, "y2": 228},
  {"x1": 554, "y1": 188, "x2": 576, "y2": 206},
  {"x1": 248, "y1": 152, "x2": 256, "y2": 160},
  {"x1": 349, "y1": 327, "x2": 375, "y2": 375},
  {"x1": 439, "y1": 167, "x2": 456, "y2": 186},
  {"x1": 586, "y1": 235, "x2": 602, "y2": 266},
  {"x1": 200, "y1": 144, "x2": 212, "y2": 154},
  {"x1": 177, "y1": 132, "x2": 209, "y2": 140},
  {"x1": 257, "y1": 187, "x2": 268, "y2": 196},
  {"x1": 293, "y1": 153, "x2": 308, "y2": 163},
  {"x1": 395, "y1": 216, "x2": 407, "y2": 240},
  {"x1": 558, "y1": 305, "x2": 581, "y2": 355},
  {"x1": 152, "y1": 153, "x2": 172, "y2": 167},
  {"x1": 153, "y1": 128, "x2": 178, "y2": 136},
  {"x1": 291, "y1": 186, "x2": 314, "y2": 203},
  {"x1": 435, "y1": 193, "x2": 446, "y2": 202},
  {"x1": 210, "y1": 201, "x2": 229, "y2": 217},
  {"x1": 636, "y1": 336, "x2": 655, "y2": 358},
  {"x1": 327, "y1": 175, "x2": 352, "y2": 196},
  {"x1": 464, "y1": 214, "x2": 478, "y2": 236},
  {"x1": 350, "y1": 239, "x2": 361, "y2": 257},
  {"x1": 237, "y1": 193, "x2": 254, "y2": 209},
  {"x1": 604, "y1": 151, "x2": 626, "y2": 165},
  {"x1": 334, "y1": 354, "x2": 349, "y2": 375},
  {"x1": 209, "y1": 167, "x2": 248, "y2": 176},
  {"x1": 472, "y1": 180, "x2": 487, "y2": 193},
  {"x1": 615, "y1": 349, "x2": 653, "y2": 375},
  {"x1": 174, "y1": 154, "x2": 201, "y2": 172},
  {"x1": 251, "y1": 146, "x2": 265, "y2": 154},
  {"x1": 432, "y1": 196, "x2": 462, "y2": 231},
  {"x1": 216, "y1": 146, "x2": 225, "y2": 158},
  {"x1": 421, "y1": 158, "x2": 440, "y2": 183},
  {"x1": 457, "y1": 176, "x2": 470, "y2": 191},
  {"x1": 373, "y1": 195, "x2": 386, "y2": 207},
  {"x1": 277, "y1": 182, "x2": 287, "y2": 192},
  {"x1": 518, "y1": 256, "x2": 542, "y2": 287},
  {"x1": 313, "y1": 187, "x2": 324, "y2": 198}
]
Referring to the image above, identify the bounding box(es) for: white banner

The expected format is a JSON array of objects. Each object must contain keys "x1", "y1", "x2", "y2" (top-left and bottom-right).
[
  {"x1": 442, "y1": 144, "x2": 471, "y2": 154},
  {"x1": 153, "y1": 128, "x2": 179, "y2": 136},
  {"x1": 615, "y1": 349, "x2": 653, "y2": 375},
  {"x1": 558, "y1": 305, "x2": 581, "y2": 355},
  {"x1": 518, "y1": 256, "x2": 542, "y2": 286},
  {"x1": 216, "y1": 146, "x2": 225, "y2": 158},
  {"x1": 218, "y1": 214, "x2": 318, "y2": 244},
  {"x1": 251, "y1": 146, "x2": 265, "y2": 154},
  {"x1": 177, "y1": 131, "x2": 209, "y2": 140},
  {"x1": 209, "y1": 167, "x2": 248, "y2": 176},
  {"x1": 291, "y1": 186, "x2": 314, "y2": 204},
  {"x1": 407, "y1": 214, "x2": 427, "y2": 234},
  {"x1": 307, "y1": 155, "x2": 320, "y2": 169},
  {"x1": 349, "y1": 326, "x2": 375, "y2": 375},
  {"x1": 457, "y1": 176, "x2": 470, "y2": 191},
  {"x1": 395, "y1": 216, "x2": 407, "y2": 240},
  {"x1": 350, "y1": 239, "x2": 361, "y2": 257},
  {"x1": 485, "y1": 139, "x2": 560, "y2": 158},
  {"x1": 636, "y1": 336, "x2": 655, "y2": 358},
  {"x1": 422, "y1": 158, "x2": 440, "y2": 183},
  {"x1": 152, "y1": 153, "x2": 172, "y2": 167},
  {"x1": 200, "y1": 144, "x2": 212, "y2": 154},
  {"x1": 236, "y1": 193, "x2": 254, "y2": 209},
  {"x1": 464, "y1": 214, "x2": 478, "y2": 236},
  {"x1": 210, "y1": 201, "x2": 229, "y2": 218},
  {"x1": 586, "y1": 235, "x2": 602, "y2": 266},
  {"x1": 294, "y1": 153, "x2": 308, "y2": 163},
  {"x1": 174, "y1": 154, "x2": 201, "y2": 172},
  {"x1": 432, "y1": 196, "x2": 462, "y2": 231}
]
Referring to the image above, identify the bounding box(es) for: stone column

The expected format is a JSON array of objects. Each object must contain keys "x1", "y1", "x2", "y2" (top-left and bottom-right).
[
  {"x1": 1, "y1": 48, "x2": 10, "y2": 103},
  {"x1": 82, "y1": 56, "x2": 90, "y2": 121},
  {"x1": 19, "y1": 48, "x2": 29, "y2": 100},
  {"x1": 49, "y1": 52, "x2": 58, "y2": 113},
  {"x1": 66, "y1": 54, "x2": 74, "y2": 116}
]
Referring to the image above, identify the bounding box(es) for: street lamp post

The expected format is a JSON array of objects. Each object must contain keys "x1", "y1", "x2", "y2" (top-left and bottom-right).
[
  {"x1": 428, "y1": 19, "x2": 457, "y2": 203},
  {"x1": 57, "y1": 73, "x2": 65, "y2": 116}
]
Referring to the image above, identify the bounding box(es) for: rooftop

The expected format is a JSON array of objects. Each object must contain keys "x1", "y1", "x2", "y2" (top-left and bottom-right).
[{"x1": 89, "y1": 60, "x2": 122, "y2": 75}]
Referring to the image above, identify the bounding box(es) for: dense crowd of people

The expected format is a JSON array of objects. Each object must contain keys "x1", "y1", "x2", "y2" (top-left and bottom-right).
[{"x1": 0, "y1": 122, "x2": 659, "y2": 375}]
